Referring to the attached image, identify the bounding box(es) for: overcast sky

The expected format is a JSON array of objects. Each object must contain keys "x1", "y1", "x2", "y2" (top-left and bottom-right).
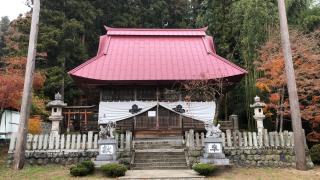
[{"x1": 0, "y1": 0, "x2": 31, "y2": 21}]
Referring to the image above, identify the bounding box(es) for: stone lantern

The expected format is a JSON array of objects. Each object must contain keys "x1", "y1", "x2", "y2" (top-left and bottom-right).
[
  {"x1": 250, "y1": 96, "x2": 266, "y2": 134},
  {"x1": 47, "y1": 92, "x2": 67, "y2": 135}
]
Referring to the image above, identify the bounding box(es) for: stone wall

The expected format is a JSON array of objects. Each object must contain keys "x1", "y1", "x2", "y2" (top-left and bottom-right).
[
  {"x1": 186, "y1": 147, "x2": 314, "y2": 168},
  {"x1": 7, "y1": 131, "x2": 133, "y2": 166},
  {"x1": 7, "y1": 150, "x2": 98, "y2": 166},
  {"x1": 224, "y1": 147, "x2": 313, "y2": 168},
  {"x1": 184, "y1": 129, "x2": 314, "y2": 168},
  {"x1": 7, "y1": 130, "x2": 314, "y2": 169}
]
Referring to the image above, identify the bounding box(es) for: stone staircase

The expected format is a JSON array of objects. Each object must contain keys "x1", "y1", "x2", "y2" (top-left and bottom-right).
[{"x1": 131, "y1": 137, "x2": 188, "y2": 169}]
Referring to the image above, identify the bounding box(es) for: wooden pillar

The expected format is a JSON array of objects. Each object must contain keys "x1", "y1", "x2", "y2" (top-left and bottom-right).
[
  {"x1": 84, "y1": 109, "x2": 87, "y2": 131},
  {"x1": 156, "y1": 86, "x2": 159, "y2": 129},
  {"x1": 133, "y1": 87, "x2": 137, "y2": 133},
  {"x1": 78, "y1": 109, "x2": 81, "y2": 131},
  {"x1": 67, "y1": 110, "x2": 71, "y2": 133},
  {"x1": 99, "y1": 89, "x2": 103, "y2": 101},
  {"x1": 179, "y1": 93, "x2": 182, "y2": 129}
]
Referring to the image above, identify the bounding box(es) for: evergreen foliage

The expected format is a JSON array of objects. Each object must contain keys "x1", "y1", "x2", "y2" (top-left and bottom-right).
[
  {"x1": 69, "y1": 164, "x2": 90, "y2": 177},
  {"x1": 100, "y1": 163, "x2": 127, "y2": 177},
  {"x1": 0, "y1": 0, "x2": 319, "y2": 131},
  {"x1": 80, "y1": 160, "x2": 95, "y2": 174},
  {"x1": 192, "y1": 163, "x2": 217, "y2": 176},
  {"x1": 310, "y1": 144, "x2": 320, "y2": 164}
]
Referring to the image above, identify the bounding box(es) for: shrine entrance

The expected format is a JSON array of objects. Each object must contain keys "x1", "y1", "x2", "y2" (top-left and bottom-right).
[
  {"x1": 115, "y1": 106, "x2": 205, "y2": 139},
  {"x1": 133, "y1": 106, "x2": 181, "y2": 138}
]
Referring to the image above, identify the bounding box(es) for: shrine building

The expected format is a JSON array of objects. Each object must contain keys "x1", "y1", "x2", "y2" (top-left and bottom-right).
[{"x1": 68, "y1": 27, "x2": 246, "y2": 138}]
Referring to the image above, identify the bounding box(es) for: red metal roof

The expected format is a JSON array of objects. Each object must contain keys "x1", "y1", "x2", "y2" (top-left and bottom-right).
[{"x1": 69, "y1": 27, "x2": 246, "y2": 84}]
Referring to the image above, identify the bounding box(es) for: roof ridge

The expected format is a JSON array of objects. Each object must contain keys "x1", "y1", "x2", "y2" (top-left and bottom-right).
[
  {"x1": 69, "y1": 36, "x2": 112, "y2": 74},
  {"x1": 104, "y1": 26, "x2": 208, "y2": 32},
  {"x1": 209, "y1": 53, "x2": 247, "y2": 73},
  {"x1": 201, "y1": 36, "x2": 214, "y2": 55},
  {"x1": 68, "y1": 54, "x2": 103, "y2": 74}
]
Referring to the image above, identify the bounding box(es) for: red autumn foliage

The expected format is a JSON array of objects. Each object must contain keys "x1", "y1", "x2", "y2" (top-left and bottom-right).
[
  {"x1": 28, "y1": 115, "x2": 42, "y2": 134},
  {"x1": 256, "y1": 28, "x2": 320, "y2": 142},
  {"x1": 0, "y1": 56, "x2": 45, "y2": 111}
]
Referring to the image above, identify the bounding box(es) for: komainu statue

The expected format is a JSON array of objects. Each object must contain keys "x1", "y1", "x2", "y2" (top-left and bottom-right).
[
  {"x1": 205, "y1": 123, "x2": 222, "y2": 138},
  {"x1": 99, "y1": 121, "x2": 116, "y2": 139}
]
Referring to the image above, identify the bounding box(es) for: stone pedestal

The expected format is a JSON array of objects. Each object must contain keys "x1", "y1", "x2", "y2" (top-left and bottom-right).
[
  {"x1": 94, "y1": 138, "x2": 117, "y2": 167},
  {"x1": 49, "y1": 115, "x2": 63, "y2": 135},
  {"x1": 200, "y1": 137, "x2": 229, "y2": 165},
  {"x1": 255, "y1": 117, "x2": 264, "y2": 135}
]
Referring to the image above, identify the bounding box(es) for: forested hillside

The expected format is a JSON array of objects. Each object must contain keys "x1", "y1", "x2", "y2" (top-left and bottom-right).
[{"x1": 0, "y1": 0, "x2": 319, "y2": 141}]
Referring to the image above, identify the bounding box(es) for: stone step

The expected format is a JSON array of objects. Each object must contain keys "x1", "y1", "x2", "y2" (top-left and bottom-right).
[
  {"x1": 135, "y1": 158, "x2": 186, "y2": 163},
  {"x1": 134, "y1": 139, "x2": 183, "y2": 144},
  {"x1": 135, "y1": 152, "x2": 185, "y2": 156},
  {"x1": 119, "y1": 169, "x2": 205, "y2": 179},
  {"x1": 134, "y1": 143, "x2": 183, "y2": 148},
  {"x1": 134, "y1": 140, "x2": 183, "y2": 144},
  {"x1": 134, "y1": 161, "x2": 187, "y2": 166},
  {"x1": 134, "y1": 148, "x2": 185, "y2": 153},
  {"x1": 132, "y1": 137, "x2": 187, "y2": 170},
  {"x1": 132, "y1": 165, "x2": 188, "y2": 170},
  {"x1": 135, "y1": 156, "x2": 186, "y2": 160},
  {"x1": 134, "y1": 144, "x2": 183, "y2": 149},
  {"x1": 135, "y1": 153, "x2": 185, "y2": 157},
  {"x1": 134, "y1": 136, "x2": 183, "y2": 140}
]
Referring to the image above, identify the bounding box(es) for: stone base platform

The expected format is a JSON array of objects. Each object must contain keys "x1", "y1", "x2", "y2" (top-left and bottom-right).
[
  {"x1": 200, "y1": 137, "x2": 230, "y2": 166},
  {"x1": 119, "y1": 170, "x2": 204, "y2": 179}
]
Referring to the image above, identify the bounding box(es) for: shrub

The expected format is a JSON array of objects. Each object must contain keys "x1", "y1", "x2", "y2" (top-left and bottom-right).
[
  {"x1": 310, "y1": 144, "x2": 320, "y2": 164},
  {"x1": 119, "y1": 159, "x2": 130, "y2": 169},
  {"x1": 28, "y1": 116, "x2": 42, "y2": 134},
  {"x1": 81, "y1": 160, "x2": 95, "y2": 174},
  {"x1": 192, "y1": 163, "x2": 217, "y2": 176},
  {"x1": 100, "y1": 163, "x2": 127, "y2": 177},
  {"x1": 70, "y1": 164, "x2": 90, "y2": 177}
]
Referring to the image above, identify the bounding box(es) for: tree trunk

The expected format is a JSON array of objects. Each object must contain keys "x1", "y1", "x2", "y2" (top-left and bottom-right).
[
  {"x1": 279, "y1": 86, "x2": 285, "y2": 132},
  {"x1": 60, "y1": 57, "x2": 65, "y2": 101},
  {"x1": 13, "y1": 0, "x2": 40, "y2": 170},
  {"x1": 275, "y1": 89, "x2": 281, "y2": 131},
  {"x1": 277, "y1": 0, "x2": 307, "y2": 170},
  {"x1": 214, "y1": 94, "x2": 224, "y2": 125},
  {"x1": 0, "y1": 107, "x2": 4, "y2": 125}
]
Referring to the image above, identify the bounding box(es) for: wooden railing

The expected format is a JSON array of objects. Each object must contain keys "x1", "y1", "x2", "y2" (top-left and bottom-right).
[
  {"x1": 8, "y1": 129, "x2": 299, "y2": 153},
  {"x1": 8, "y1": 131, "x2": 133, "y2": 153},
  {"x1": 185, "y1": 129, "x2": 298, "y2": 149}
]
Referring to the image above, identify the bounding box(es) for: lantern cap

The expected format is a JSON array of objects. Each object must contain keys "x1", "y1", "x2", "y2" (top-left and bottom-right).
[
  {"x1": 250, "y1": 95, "x2": 266, "y2": 108},
  {"x1": 47, "y1": 92, "x2": 67, "y2": 107}
]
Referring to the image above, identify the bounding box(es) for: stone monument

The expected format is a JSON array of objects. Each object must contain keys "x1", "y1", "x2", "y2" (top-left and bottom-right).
[
  {"x1": 229, "y1": 114, "x2": 239, "y2": 130},
  {"x1": 47, "y1": 92, "x2": 67, "y2": 135},
  {"x1": 200, "y1": 122, "x2": 230, "y2": 165},
  {"x1": 250, "y1": 96, "x2": 266, "y2": 135},
  {"x1": 94, "y1": 121, "x2": 117, "y2": 167}
]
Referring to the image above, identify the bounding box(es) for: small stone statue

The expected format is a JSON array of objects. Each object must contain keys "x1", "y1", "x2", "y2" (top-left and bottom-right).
[
  {"x1": 205, "y1": 123, "x2": 222, "y2": 138},
  {"x1": 99, "y1": 121, "x2": 116, "y2": 139}
]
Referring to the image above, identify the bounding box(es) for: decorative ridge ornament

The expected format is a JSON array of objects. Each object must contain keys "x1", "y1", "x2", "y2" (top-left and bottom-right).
[
  {"x1": 129, "y1": 104, "x2": 142, "y2": 114},
  {"x1": 173, "y1": 104, "x2": 185, "y2": 113}
]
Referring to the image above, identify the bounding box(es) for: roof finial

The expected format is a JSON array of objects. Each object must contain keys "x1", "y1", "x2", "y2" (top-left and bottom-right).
[{"x1": 55, "y1": 92, "x2": 62, "y2": 100}]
